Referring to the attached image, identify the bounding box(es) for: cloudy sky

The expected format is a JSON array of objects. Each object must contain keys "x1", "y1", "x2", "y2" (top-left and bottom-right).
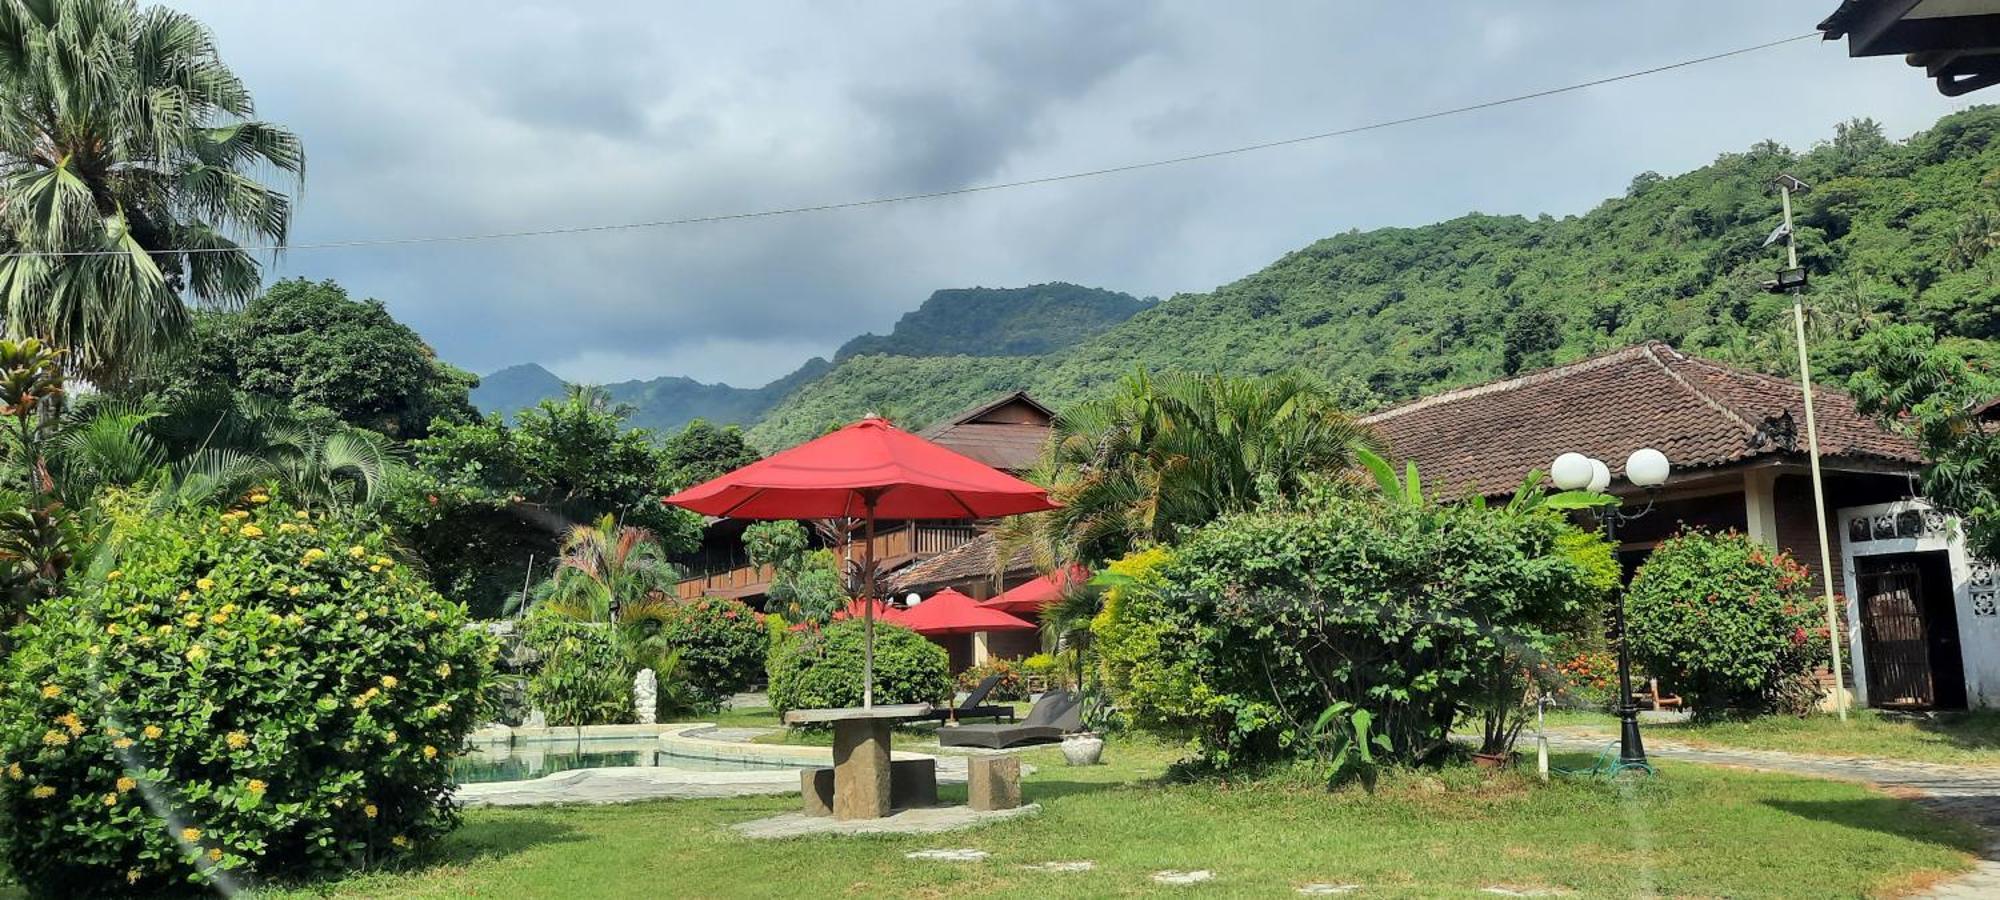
[{"x1": 174, "y1": 1, "x2": 1968, "y2": 388}]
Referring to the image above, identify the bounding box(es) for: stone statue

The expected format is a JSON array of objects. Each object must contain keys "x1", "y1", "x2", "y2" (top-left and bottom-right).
[{"x1": 633, "y1": 668, "x2": 658, "y2": 725}]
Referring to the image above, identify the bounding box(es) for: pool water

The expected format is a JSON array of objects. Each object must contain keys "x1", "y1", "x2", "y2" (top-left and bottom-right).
[{"x1": 452, "y1": 739, "x2": 803, "y2": 785}]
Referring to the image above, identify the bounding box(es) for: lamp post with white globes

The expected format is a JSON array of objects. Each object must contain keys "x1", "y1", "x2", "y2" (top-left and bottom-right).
[{"x1": 1550, "y1": 447, "x2": 1672, "y2": 774}]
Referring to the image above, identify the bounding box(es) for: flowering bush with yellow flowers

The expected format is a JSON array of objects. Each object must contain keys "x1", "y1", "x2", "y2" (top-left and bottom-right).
[{"x1": 0, "y1": 490, "x2": 494, "y2": 893}]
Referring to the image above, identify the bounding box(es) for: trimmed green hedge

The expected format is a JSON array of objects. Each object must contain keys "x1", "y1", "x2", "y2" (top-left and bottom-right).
[
  {"x1": 0, "y1": 492, "x2": 492, "y2": 893},
  {"x1": 767, "y1": 619, "x2": 951, "y2": 714}
]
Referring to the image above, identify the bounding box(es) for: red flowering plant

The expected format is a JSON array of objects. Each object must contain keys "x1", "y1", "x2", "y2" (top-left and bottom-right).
[
  {"x1": 1625, "y1": 530, "x2": 1829, "y2": 719},
  {"x1": 649, "y1": 597, "x2": 768, "y2": 711},
  {"x1": 956, "y1": 657, "x2": 1030, "y2": 701}
]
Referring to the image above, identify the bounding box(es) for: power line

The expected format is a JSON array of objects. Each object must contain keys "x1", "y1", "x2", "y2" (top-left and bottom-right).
[{"x1": 4, "y1": 31, "x2": 1820, "y2": 260}]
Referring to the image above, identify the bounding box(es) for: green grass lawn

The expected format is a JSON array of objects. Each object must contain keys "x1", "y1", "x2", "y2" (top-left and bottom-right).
[
  {"x1": 1542, "y1": 708, "x2": 2000, "y2": 767},
  {"x1": 263, "y1": 734, "x2": 1979, "y2": 899}
]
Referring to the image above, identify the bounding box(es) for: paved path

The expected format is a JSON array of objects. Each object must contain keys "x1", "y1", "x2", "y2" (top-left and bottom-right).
[
  {"x1": 701, "y1": 726, "x2": 780, "y2": 743},
  {"x1": 1542, "y1": 729, "x2": 2000, "y2": 898}
]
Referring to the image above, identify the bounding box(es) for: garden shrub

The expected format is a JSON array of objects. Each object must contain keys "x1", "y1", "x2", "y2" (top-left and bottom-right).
[
  {"x1": 1625, "y1": 530, "x2": 1829, "y2": 718},
  {"x1": 1019, "y1": 651, "x2": 1068, "y2": 684},
  {"x1": 521, "y1": 611, "x2": 631, "y2": 726},
  {"x1": 955, "y1": 658, "x2": 1028, "y2": 701},
  {"x1": 1093, "y1": 498, "x2": 1598, "y2": 769},
  {"x1": 767, "y1": 619, "x2": 951, "y2": 714},
  {"x1": 0, "y1": 491, "x2": 492, "y2": 894},
  {"x1": 653, "y1": 598, "x2": 767, "y2": 710}
]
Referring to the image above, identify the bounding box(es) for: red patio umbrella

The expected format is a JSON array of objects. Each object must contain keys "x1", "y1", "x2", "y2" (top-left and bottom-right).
[
  {"x1": 985, "y1": 565, "x2": 1091, "y2": 616},
  {"x1": 901, "y1": 588, "x2": 1036, "y2": 637},
  {"x1": 664, "y1": 416, "x2": 1057, "y2": 706}
]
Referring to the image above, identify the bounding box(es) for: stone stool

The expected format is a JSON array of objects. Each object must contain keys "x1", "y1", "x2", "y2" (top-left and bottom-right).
[{"x1": 967, "y1": 756, "x2": 1021, "y2": 811}]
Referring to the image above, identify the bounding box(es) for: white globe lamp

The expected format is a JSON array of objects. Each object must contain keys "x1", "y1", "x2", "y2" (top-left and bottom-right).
[
  {"x1": 905, "y1": 592, "x2": 922, "y2": 606},
  {"x1": 1626, "y1": 448, "x2": 1671, "y2": 488},
  {"x1": 1550, "y1": 452, "x2": 1594, "y2": 491},
  {"x1": 1587, "y1": 458, "x2": 1612, "y2": 493}
]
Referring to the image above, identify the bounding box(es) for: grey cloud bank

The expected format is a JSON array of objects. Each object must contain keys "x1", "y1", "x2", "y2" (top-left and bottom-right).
[{"x1": 174, "y1": 1, "x2": 1965, "y2": 387}]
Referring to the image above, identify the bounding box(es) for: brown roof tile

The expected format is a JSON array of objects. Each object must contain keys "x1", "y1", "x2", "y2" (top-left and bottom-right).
[
  {"x1": 918, "y1": 391, "x2": 1053, "y2": 472},
  {"x1": 884, "y1": 533, "x2": 1034, "y2": 595},
  {"x1": 1358, "y1": 342, "x2": 1920, "y2": 498}
]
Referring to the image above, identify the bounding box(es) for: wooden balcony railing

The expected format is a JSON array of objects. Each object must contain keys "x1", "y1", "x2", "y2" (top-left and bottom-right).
[{"x1": 675, "y1": 522, "x2": 980, "y2": 601}]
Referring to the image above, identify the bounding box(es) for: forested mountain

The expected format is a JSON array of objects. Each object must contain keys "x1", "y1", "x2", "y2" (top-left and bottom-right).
[
  {"x1": 833, "y1": 283, "x2": 1151, "y2": 360},
  {"x1": 472, "y1": 358, "x2": 835, "y2": 432},
  {"x1": 470, "y1": 363, "x2": 567, "y2": 420},
  {"x1": 746, "y1": 108, "x2": 2000, "y2": 448},
  {"x1": 472, "y1": 283, "x2": 1143, "y2": 433}
]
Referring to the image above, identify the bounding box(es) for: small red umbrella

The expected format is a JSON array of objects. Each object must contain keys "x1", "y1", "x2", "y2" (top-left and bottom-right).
[
  {"x1": 985, "y1": 565, "x2": 1091, "y2": 616},
  {"x1": 664, "y1": 416, "x2": 1057, "y2": 706},
  {"x1": 901, "y1": 588, "x2": 1036, "y2": 636}
]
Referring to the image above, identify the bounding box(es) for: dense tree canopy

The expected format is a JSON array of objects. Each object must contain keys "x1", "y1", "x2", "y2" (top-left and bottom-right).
[
  {"x1": 1850, "y1": 324, "x2": 2000, "y2": 561},
  {"x1": 0, "y1": 0, "x2": 302, "y2": 385},
  {"x1": 660, "y1": 419, "x2": 759, "y2": 491},
  {"x1": 144, "y1": 278, "x2": 477, "y2": 439},
  {"x1": 389, "y1": 388, "x2": 736, "y2": 617}
]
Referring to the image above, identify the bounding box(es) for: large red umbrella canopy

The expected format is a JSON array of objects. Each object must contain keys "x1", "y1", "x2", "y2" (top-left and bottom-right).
[
  {"x1": 986, "y1": 565, "x2": 1091, "y2": 615},
  {"x1": 902, "y1": 588, "x2": 1035, "y2": 637},
  {"x1": 662, "y1": 416, "x2": 1058, "y2": 520}
]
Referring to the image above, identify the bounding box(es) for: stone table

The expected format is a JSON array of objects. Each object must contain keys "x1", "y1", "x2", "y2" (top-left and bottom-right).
[{"x1": 784, "y1": 703, "x2": 932, "y2": 820}]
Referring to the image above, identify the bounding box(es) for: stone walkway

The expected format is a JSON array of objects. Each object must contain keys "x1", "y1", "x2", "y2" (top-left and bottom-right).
[
  {"x1": 701, "y1": 726, "x2": 780, "y2": 743},
  {"x1": 1540, "y1": 729, "x2": 2000, "y2": 898}
]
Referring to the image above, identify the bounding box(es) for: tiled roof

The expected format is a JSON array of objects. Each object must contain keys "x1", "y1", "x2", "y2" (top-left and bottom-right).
[
  {"x1": 921, "y1": 422, "x2": 1050, "y2": 472},
  {"x1": 884, "y1": 533, "x2": 1034, "y2": 595},
  {"x1": 918, "y1": 391, "x2": 1054, "y2": 472},
  {"x1": 1358, "y1": 342, "x2": 1921, "y2": 499}
]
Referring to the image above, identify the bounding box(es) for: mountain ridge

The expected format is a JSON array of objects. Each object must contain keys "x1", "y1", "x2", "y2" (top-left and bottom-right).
[
  {"x1": 744, "y1": 108, "x2": 2000, "y2": 448},
  {"x1": 470, "y1": 282, "x2": 1147, "y2": 433}
]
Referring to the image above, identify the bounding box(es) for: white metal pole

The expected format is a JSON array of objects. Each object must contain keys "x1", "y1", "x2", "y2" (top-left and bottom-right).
[{"x1": 1782, "y1": 184, "x2": 1849, "y2": 722}]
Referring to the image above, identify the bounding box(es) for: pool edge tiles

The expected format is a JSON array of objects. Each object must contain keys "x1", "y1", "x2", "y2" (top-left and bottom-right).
[{"x1": 455, "y1": 765, "x2": 802, "y2": 807}]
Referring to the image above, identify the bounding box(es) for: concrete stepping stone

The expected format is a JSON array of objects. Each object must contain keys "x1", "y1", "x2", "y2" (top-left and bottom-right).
[
  {"x1": 905, "y1": 848, "x2": 989, "y2": 862},
  {"x1": 1297, "y1": 884, "x2": 1362, "y2": 895},
  {"x1": 1153, "y1": 869, "x2": 1214, "y2": 885},
  {"x1": 1019, "y1": 860, "x2": 1095, "y2": 872}
]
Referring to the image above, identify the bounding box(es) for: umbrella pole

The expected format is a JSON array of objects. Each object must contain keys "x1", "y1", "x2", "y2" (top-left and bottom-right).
[{"x1": 862, "y1": 497, "x2": 877, "y2": 709}]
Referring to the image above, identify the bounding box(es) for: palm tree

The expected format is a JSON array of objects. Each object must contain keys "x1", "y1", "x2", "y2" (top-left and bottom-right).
[
  {"x1": 532, "y1": 515, "x2": 684, "y2": 623},
  {"x1": 122, "y1": 394, "x2": 395, "y2": 513},
  {"x1": 0, "y1": 0, "x2": 303, "y2": 386},
  {"x1": 998, "y1": 370, "x2": 1376, "y2": 569}
]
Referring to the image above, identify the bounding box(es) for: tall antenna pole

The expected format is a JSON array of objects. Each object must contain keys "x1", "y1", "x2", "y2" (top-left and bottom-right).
[{"x1": 1778, "y1": 179, "x2": 1849, "y2": 722}]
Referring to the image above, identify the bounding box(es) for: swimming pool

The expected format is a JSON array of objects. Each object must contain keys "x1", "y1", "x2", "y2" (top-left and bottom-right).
[{"x1": 452, "y1": 738, "x2": 806, "y2": 785}]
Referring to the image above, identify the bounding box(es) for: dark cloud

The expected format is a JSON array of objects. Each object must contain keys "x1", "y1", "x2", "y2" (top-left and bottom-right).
[{"x1": 174, "y1": 0, "x2": 1967, "y2": 387}]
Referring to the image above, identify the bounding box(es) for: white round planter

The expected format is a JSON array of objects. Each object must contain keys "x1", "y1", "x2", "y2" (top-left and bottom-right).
[{"x1": 1061, "y1": 732, "x2": 1104, "y2": 766}]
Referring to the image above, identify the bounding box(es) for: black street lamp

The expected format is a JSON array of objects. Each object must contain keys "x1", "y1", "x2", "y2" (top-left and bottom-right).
[{"x1": 1550, "y1": 448, "x2": 1671, "y2": 774}]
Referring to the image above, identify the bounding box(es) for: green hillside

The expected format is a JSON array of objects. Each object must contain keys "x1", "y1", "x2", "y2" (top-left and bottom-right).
[
  {"x1": 834, "y1": 283, "x2": 1151, "y2": 360},
  {"x1": 748, "y1": 108, "x2": 2000, "y2": 449},
  {"x1": 744, "y1": 354, "x2": 1041, "y2": 448},
  {"x1": 469, "y1": 363, "x2": 567, "y2": 421}
]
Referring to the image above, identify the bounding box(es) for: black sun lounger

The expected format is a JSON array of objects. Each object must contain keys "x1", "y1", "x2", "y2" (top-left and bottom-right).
[
  {"x1": 923, "y1": 672, "x2": 1015, "y2": 723},
  {"x1": 938, "y1": 688, "x2": 1083, "y2": 749}
]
